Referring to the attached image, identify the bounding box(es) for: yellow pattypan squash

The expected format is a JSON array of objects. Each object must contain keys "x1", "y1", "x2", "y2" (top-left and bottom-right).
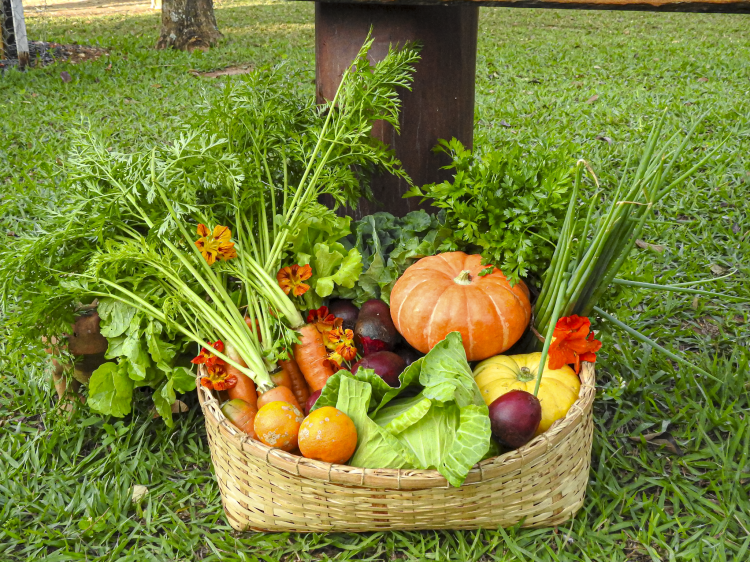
[{"x1": 473, "y1": 352, "x2": 581, "y2": 435}]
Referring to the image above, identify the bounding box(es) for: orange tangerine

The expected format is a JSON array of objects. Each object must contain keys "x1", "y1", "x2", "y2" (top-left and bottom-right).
[
  {"x1": 253, "y1": 401, "x2": 304, "y2": 452},
  {"x1": 298, "y1": 407, "x2": 358, "y2": 464}
]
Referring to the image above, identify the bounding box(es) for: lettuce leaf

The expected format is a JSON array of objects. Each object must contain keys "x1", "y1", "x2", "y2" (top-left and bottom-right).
[
  {"x1": 345, "y1": 210, "x2": 449, "y2": 305},
  {"x1": 286, "y1": 205, "x2": 364, "y2": 309},
  {"x1": 334, "y1": 375, "x2": 414, "y2": 469},
  {"x1": 313, "y1": 358, "x2": 422, "y2": 415}
]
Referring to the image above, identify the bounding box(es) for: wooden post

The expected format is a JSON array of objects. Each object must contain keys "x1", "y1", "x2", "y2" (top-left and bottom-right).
[
  {"x1": 315, "y1": 3, "x2": 479, "y2": 219},
  {"x1": 9, "y1": 0, "x2": 28, "y2": 68}
]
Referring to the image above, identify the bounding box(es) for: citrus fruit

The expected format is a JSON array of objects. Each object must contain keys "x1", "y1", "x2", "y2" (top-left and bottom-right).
[
  {"x1": 298, "y1": 406, "x2": 358, "y2": 464},
  {"x1": 253, "y1": 401, "x2": 304, "y2": 452}
]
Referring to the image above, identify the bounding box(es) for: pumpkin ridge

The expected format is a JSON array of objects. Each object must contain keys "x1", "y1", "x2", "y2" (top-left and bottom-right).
[
  {"x1": 424, "y1": 280, "x2": 454, "y2": 350},
  {"x1": 435, "y1": 252, "x2": 466, "y2": 277},
  {"x1": 395, "y1": 276, "x2": 439, "y2": 345},
  {"x1": 482, "y1": 277, "x2": 531, "y2": 325},
  {"x1": 464, "y1": 284, "x2": 474, "y2": 359},
  {"x1": 484, "y1": 286, "x2": 510, "y2": 352}
]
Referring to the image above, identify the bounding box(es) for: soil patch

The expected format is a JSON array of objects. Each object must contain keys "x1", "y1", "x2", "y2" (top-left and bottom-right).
[{"x1": 0, "y1": 41, "x2": 108, "y2": 72}]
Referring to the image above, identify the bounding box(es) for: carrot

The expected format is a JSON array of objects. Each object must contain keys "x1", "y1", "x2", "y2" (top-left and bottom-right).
[
  {"x1": 257, "y1": 386, "x2": 302, "y2": 412},
  {"x1": 221, "y1": 399, "x2": 258, "y2": 439},
  {"x1": 293, "y1": 324, "x2": 335, "y2": 392},
  {"x1": 279, "y1": 358, "x2": 310, "y2": 406},
  {"x1": 271, "y1": 367, "x2": 293, "y2": 392},
  {"x1": 225, "y1": 343, "x2": 258, "y2": 408}
]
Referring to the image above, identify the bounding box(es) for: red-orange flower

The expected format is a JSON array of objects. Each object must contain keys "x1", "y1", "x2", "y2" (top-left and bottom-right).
[
  {"x1": 277, "y1": 264, "x2": 313, "y2": 297},
  {"x1": 326, "y1": 352, "x2": 346, "y2": 372},
  {"x1": 327, "y1": 326, "x2": 357, "y2": 363},
  {"x1": 192, "y1": 340, "x2": 237, "y2": 391},
  {"x1": 548, "y1": 315, "x2": 602, "y2": 374},
  {"x1": 307, "y1": 306, "x2": 337, "y2": 330},
  {"x1": 195, "y1": 224, "x2": 237, "y2": 265}
]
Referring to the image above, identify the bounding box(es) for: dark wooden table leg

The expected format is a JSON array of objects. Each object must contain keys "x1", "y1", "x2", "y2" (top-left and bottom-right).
[{"x1": 315, "y1": 2, "x2": 479, "y2": 219}]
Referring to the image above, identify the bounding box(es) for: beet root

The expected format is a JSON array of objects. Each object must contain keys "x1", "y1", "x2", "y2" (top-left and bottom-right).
[
  {"x1": 305, "y1": 389, "x2": 323, "y2": 416},
  {"x1": 354, "y1": 299, "x2": 399, "y2": 355},
  {"x1": 351, "y1": 351, "x2": 406, "y2": 387},
  {"x1": 488, "y1": 390, "x2": 542, "y2": 449},
  {"x1": 328, "y1": 299, "x2": 359, "y2": 330},
  {"x1": 394, "y1": 345, "x2": 423, "y2": 367}
]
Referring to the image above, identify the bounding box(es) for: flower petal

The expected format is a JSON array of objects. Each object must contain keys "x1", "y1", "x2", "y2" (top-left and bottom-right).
[
  {"x1": 213, "y1": 225, "x2": 232, "y2": 242},
  {"x1": 292, "y1": 282, "x2": 310, "y2": 297},
  {"x1": 297, "y1": 264, "x2": 313, "y2": 281}
]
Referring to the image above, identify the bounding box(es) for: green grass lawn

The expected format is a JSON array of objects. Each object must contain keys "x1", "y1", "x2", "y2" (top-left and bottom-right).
[{"x1": 1, "y1": 2, "x2": 749, "y2": 560}]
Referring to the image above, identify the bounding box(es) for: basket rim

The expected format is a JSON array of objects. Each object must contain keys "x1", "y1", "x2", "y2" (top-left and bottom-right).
[{"x1": 198, "y1": 361, "x2": 596, "y2": 490}]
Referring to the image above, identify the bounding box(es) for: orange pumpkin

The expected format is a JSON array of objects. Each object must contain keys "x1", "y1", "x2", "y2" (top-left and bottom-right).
[{"x1": 390, "y1": 252, "x2": 532, "y2": 361}]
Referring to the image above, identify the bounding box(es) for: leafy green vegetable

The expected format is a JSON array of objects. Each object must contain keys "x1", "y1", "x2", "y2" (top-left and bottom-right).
[
  {"x1": 342, "y1": 210, "x2": 449, "y2": 305},
  {"x1": 321, "y1": 332, "x2": 491, "y2": 487},
  {"x1": 87, "y1": 362, "x2": 134, "y2": 418},
  {"x1": 406, "y1": 138, "x2": 574, "y2": 284},
  {"x1": 287, "y1": 205, "x2": 364, "y2": 310},
  {"x1": 334, "y1": 376, "x2": 415, "y2": 469},
  {"x1": 91, "y1": 298, "x2": 195, "y2": 425}
]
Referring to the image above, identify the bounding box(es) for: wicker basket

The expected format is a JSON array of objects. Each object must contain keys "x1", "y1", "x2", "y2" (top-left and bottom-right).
[{"x1": 197, "y1": 362, "x2": 595, "y2": 532}]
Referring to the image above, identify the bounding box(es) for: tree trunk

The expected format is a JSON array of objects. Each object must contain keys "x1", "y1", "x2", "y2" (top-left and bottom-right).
[{"x1": 156, "y1": 0, "x2": 222, "y2": 52}]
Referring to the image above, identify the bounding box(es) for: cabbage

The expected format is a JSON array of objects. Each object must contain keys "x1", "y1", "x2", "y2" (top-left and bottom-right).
[{"x1": 318, "y1": 332, "x2": 491, "y2": 487}]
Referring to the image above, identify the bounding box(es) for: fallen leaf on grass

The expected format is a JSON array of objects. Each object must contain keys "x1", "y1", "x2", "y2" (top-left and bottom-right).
[
  {"x1": 691, "y1": 296, "x2": 700, "y2": 310},
  {"x1": 596, "y1": 135, "x2": 613, "y2": 144},
  {"x1": 697, "y1": 77, "x2": 709, "y2": 83},
  {"x1": 629, "y1": 431, "x2": 684, "y2": 456},
  {"x1": 150, "y1": 400, "x2": 189, "y2": 419},
  {"x1": 60, "y1": 71, "x2": 72, "y2": 83},
  {"x1": 500, "y1": 120, "x2": 511, "y2": 128},
  {"x1": 636, "y1": 239, "x2": 665, "y2": 253},
  {"x1": 585, "y1": 94, "x2": 599, "y2": 104},
  {"x1": 710, "y1": 264, "x2": 728, "y2": 275},
  {"x1": 171, "y1": 400, "x2": 189, "y2": 414},
  {"x1": 132, "y1": 485, "x2": 148, "y2": 503}
]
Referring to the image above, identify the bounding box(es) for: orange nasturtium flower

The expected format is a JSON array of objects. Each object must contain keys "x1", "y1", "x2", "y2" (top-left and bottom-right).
[
  {"x1": 307, "y1": 306, "x2": 337, "y2": 330},
  {"x1": 327, "y1": 326, "x2": 357, "y2": 363},
  {"x1": 192, "y1": 340, "x2": 237, "y2": 391},
  {"x1": 276, "y1": 264, "x2": 313, "y2": 297},
  {"x1": 194, "y1": 224, "x2": 238, "y2": 265},
  {"x1": 548, "y1": 315, "x2": 602, "y2": 374},
  {"x1": 307, "y1": 306, "x2": 343, "y2": 350}
]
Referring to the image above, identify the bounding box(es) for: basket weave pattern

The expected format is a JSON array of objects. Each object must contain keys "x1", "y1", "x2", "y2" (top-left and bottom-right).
[{"x1": 198, "y1": 363, "x2": 595, "y2": 532}]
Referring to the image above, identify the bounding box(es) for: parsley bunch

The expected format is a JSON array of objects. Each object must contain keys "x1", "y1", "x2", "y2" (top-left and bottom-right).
[{"x1": 406, "y1": 138, "x2": 575, "y2": 285}]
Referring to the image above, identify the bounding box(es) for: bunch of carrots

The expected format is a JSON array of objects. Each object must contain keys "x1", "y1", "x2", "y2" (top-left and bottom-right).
[{"x1": 197, "y1": 298, "x2": 359, "y2": 438}]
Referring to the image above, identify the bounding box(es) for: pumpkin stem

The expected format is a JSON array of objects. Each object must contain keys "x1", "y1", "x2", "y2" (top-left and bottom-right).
[
  {"x1": 453, "y1": 270, "x2": 472, "y2": 285},
  {"x1": 518, "y1": 366, "x2": 536, "y2": 383}
]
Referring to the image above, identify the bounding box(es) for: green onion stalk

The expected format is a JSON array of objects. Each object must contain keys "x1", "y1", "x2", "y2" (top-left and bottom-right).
[{"x1": 533, "y1": 114, "x2": 726, "y2": 342}]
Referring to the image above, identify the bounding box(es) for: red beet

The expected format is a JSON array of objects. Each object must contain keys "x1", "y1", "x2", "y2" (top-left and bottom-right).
[
  {"x1": 305, "y1": 389, "x2": 322, "y2": 416},
  {"x1": 488, "y1": 390, "x2": 542, "y2": 449},
  {"x1": 394, "y1": 345, "x2": 423, "y2": 367},
  {"x1": 328, "y1": 299, "x2": 359, "y2": 330},
  {"x1": 354, "y1": 300, "x2": 398, "y2": 355},
  {"x1": 359, "y1": 299, "x2": 390, "y2": 318},
  {"x1": 351, "y1": 351, "x2": 406, "y2": 387}
]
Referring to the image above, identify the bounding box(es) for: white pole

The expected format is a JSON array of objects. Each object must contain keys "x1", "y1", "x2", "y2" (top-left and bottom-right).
[{"x1": 9, "y1": 0, "x2": 28, "y2": 68}]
